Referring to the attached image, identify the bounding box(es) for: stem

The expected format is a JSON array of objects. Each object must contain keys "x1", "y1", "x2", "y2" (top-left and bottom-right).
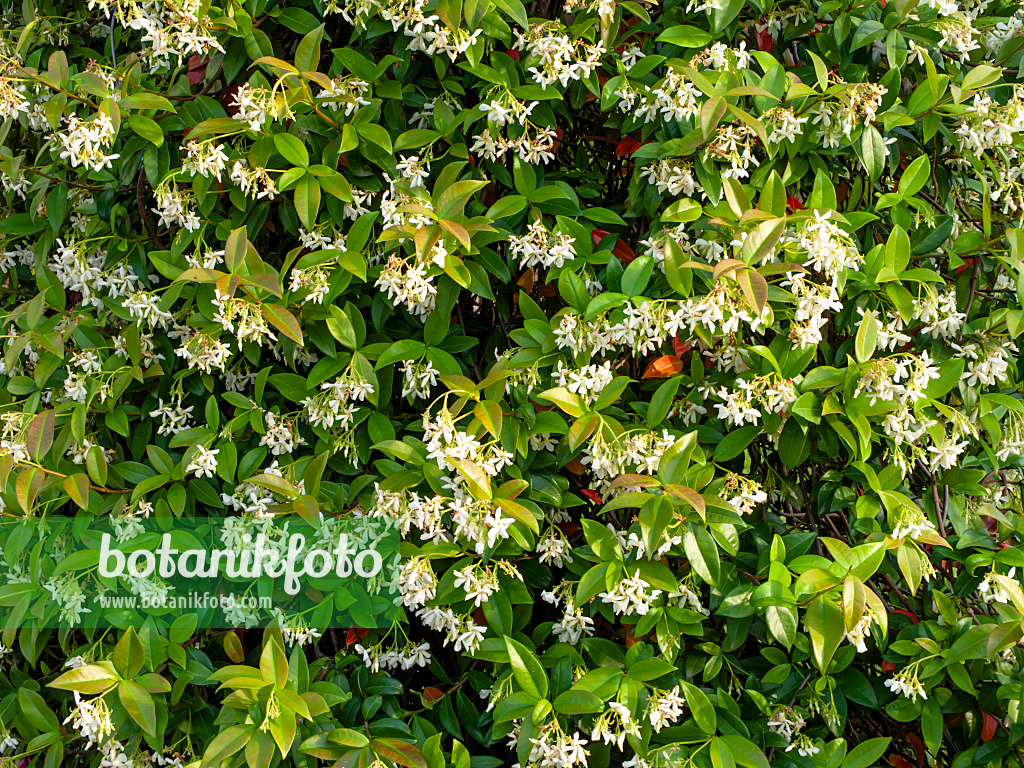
[{"x1": 13, "y1": 460, "x2": 131, "y2": 494}]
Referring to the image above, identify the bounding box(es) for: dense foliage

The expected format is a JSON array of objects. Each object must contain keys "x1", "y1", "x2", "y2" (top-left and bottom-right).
[{"x1": 4, "y1": 0, "x2": 1024, "y2": 767}]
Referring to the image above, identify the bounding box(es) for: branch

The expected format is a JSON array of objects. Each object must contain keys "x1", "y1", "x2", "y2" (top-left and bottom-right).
[{"x1": 136, "y1": 170, "x2": 165, "y2": 249}]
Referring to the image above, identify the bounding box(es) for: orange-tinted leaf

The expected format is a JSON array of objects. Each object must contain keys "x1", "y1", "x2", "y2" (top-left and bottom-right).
[
  {"x1": 223, "y1": 631, "x2": 245, "y2": 663},
  {"x1": 424, "y1": 687, "x2": 444, "y2": 702},
  {"x1": 518, "y1": 268, "x2": 535, "y2": 291},
  {"x1": 643, "y1": 355, "x2": 684, "y2": 379}
]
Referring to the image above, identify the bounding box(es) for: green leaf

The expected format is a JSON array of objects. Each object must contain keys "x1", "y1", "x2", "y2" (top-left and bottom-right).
[
  {"x1": 118, "y1": 93, "x2": 175, "y2": 112},
  {"x1": 118, "y1": 680, "x2": 157, "y2": 734},
  {"x1": 898, "y1": 155, "x2": 930, "y2": 198},
  {"x1": 202, "y1": 725, "x2": 255, "y2": 767},
  {"x1": 655, "y1": 25, "x2": 713, "y2": 47},
  {"x1": 538, "y1": 387, "x2": 587, "y2": 418},
  {"x1": 261, "y1": 304, "x2": 304, "y2": 344},
  {"x1": 504, "y1": 635, "x2": 548, "y2": 700},
  {"x1": 17, "y1": 689, "x2": 60, "y2": 732},
  {"x1": 851, "y1": 20, "x2": 886, "y2": 51},
  {"x1": 491, "y1": 0, "x2": 528, "y2": 28},
  {"x1": 711, "y1": 738, "x2": 736, "y2": 768},
  {"x1": 294, "y1": 174, "x2": 321, "y2": 229},
  {"x1": 682, "y1": 524, "x2": 720, "y2": 585},
  {"x1": 395, "y1": 129, "x2": 442, "y2": 152},
  {"x1": 113, "y1": 628, "x2": 145, "y2": 679},
  {"x1": 855, "y1": 310, "x2": 878, "y2": 363},
  {"x1": 859, "y1": 126, "x2": 886, "y2": 182},
  {"x1": 713, "y1": 424, "x2": 760, "y2": 461},
  {"x1": 371, "y1": 739, "x2": 426, "y2": 768},
  {"x1": 487, "y1": 195, "x2": 528, "y2": 220},
  {"x1": 662, "y1": 198, "x2": 702, "y2": 223},
  {"x1": 680, "y1": 681, "x2": 717, "y2": 734},
  {"x1": 806, "y1": 594, "x2": 844, "y2": 672},
  {"x1": 766, "y1": 604, "x2": 797, "y2": 649},
  {"x1": 436, "y1": 179, "x2": 488, "y2": 219},
  {"x1": 841, "y1": 738, "x2": 891, "y2": 768},
  {"x1": 627, "y1": 658, "x2": 676, "y2": 681},
  {"x1": 294, "y1": 24, "x2": 324, "y2": 71},
  {"x1": 553, "y1": 690, "x2": 604, "y2": 714},
  {"x1": 621, "y1": 255, "x2": 655, "y2": 297},
  {"x1": 48, "y1": 663, "x2": 118, "y2": 694},
  {"x1": 648, "y1": 376, "x2": 682, "y2": 427},
  {"x1": 961, "y1": 64, "x2": 1002, "y2": 92},
  {"x1": 24, "y1": 410, "x2": 54, "y2": 459},
  {"x1": 224, "y1": 226, "x2": 248, "y2": 273},
  {"x1": 473, "y1": 400, "x2": 503, "y2": 438},
  {"x1": 720, "y1": 736, "x2": 770, "y2": 768},
  {"x1": 127, "y1": 115, "x2": 163, "y2": 146},
  {"x1": 356, "y1": 123, "x2": 393, "y2": 153},
  {"x1": 377, "y1": 339, "x2": 426, "y2": 368},
  {"x1": 740, "y1": 219, "x2": 785, "y2": 266},
  {"x1": 275, "y1": 133, "x2": 310, "y2": 167}
]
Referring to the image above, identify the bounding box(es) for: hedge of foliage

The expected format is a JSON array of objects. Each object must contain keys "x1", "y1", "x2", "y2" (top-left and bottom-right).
[{"x1": 4, "y1": 0, "x2": 1024, "y2": 766}]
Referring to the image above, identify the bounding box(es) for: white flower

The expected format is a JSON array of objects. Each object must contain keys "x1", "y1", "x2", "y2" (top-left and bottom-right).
[
  {"x1": 884, "y1": 672, "x2": 928, "y2": 702},
  {"x1": 186, "y1": 446, "x2": 219, "y2": 478}
]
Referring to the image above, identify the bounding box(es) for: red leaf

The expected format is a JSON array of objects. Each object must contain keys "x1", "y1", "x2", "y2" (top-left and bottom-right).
[
  {"x1": 346, "y1": 627, "x2": 369, "y2": 646},
  {"x1": 424, "y1": 687, "x2": 444, "y2": 702},
  {"x1": 591, "y1": 229, "x2": 636, "y2": 264},
  {"x1": 582, "y1": 489, "x2": 602, "y2": 504},
  {"x1": 613, "y1": 239, "x2": 636, "y2": 264},
  {"x1": 955, "y1": 255, "x2": 977, "y2": 276},
  {"x1": 890, "y1": 756, "x2": 914, "y2": 768},
  {"x1": 672, "y1": 335, "x2": 691, "y2": 356},
  {"x1": 756, "y1": 29, "x2": 774, "y2": 51},
  {"x1": 881, "y1": 660, "x2": 897, "y2": 672},
  {"x1": 507, "y1": 48, "x2": 520, "y2": 60},
  {"x1": 786, "y1": 195, "x2": 804, "y2": 212},
  {"x1": 187, "y1": 55, "x2": 208, "y2": 86},
  {"x1": 892, "y1": 608, "x2": 920, "y2": 625},
  {"x1": 557, "y1": 522, "x2": 581, "y2": 538},
  {"x1": 616, "y1": 137, "x2": 642, "y2": 158},
  {"x1": 643, "y1": 355, "x2": 684, "y2": 379},
  {"x1": 905, "y1": 733, "x2": 926, "y2": 768},
  {"x1": 222, "y1": 85, "x2": 242, "y2": 116},
  {"x1": 982, "y1": 712, "x2": 999, "y2": 742}
]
